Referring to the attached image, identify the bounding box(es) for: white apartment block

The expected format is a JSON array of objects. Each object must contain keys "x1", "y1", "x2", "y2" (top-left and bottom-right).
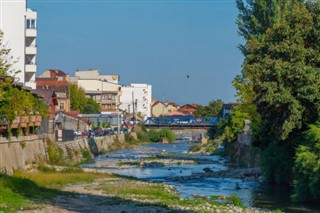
[
  {"x1": 0, "y1": 0, "x2": 37, "y2": 89},
  {"x1": 120, "y1": 84, "x2": 152, "y2": 119},
  {"x1": 74, "y1": 69, "x2": 119, "y2": 84}
]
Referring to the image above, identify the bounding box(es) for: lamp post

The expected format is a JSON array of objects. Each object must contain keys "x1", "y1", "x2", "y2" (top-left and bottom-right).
[{"x1": 117, "y1": 107, "x2": 121, "y2": 134}]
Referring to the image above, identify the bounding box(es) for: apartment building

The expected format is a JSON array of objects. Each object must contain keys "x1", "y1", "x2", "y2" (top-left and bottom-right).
[
  {"x1": 0, "y1": 0, "x2": 37, "y2": 89},
  {"x1": 119, "y1": 84, "x2": 152, "y2": 120}
]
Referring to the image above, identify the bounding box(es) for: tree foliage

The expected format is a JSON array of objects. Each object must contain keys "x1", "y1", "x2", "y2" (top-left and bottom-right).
[
  {"x1": 237, "y1": 0, "x2": 320, "y2": 144},
  {"x1": 0, "y1": 31, "x2": 48, "y2": 137},
  {"x1": 292, "y1": 123, "x2": 320, "y2": 202},
  {"x1": 236, "y1": 0, "x2": 320, "y2": 200},
  {"x1": 195, "y1": 99, "x2": 223, "y2": 117},
  {"x1": 69, "y1": 84, "x2": 100, "y2": 114}
]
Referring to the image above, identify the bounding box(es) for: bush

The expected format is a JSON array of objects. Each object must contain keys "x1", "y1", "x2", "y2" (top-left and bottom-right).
[
  {"x1": 47, "y1": 140, "x2": 65, "y2": 165},
  {"x1": 189, "y1": 143, "x2": 202, "y2": 153},
  {"x1": 137, "y1": 131, "x2": 150, "y2": 142},
  {"x1": 125, "y1": 133, "x2": 136, "y2": 143},
  {"x1": 261, "y1": 142, "x2": 293, "y2": 185},
  {"x1": 158, "y1": 128, "x2": 176, "y2": 142},
  {"x1": 292, "y1": 123, "x2": 320, "y2": 202}
]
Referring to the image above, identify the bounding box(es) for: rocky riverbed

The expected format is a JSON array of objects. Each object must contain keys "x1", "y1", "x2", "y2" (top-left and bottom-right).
[{"x1": 20, "y1": 175, "x2": 267, "y2": 213}]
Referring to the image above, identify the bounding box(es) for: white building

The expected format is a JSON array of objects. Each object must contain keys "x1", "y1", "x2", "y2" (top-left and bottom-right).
[
  {"x1": 0, "y1": 0, "x2": 37, "y2": 89},
  {"x1": 74, "y1": 69, "x2": 119, "y2": 84},
  {"x1": 120, "y1": 84, "x2": 152, "y2": 120}
]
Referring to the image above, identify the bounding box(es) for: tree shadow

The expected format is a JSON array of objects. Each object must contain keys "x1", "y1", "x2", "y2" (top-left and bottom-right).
[{"x1": 0, "y1": 173, "x2": 194, "y2": 212}]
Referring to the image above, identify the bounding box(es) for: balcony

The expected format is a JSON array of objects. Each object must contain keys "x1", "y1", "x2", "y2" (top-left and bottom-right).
[
  {"x1": 25, "y1": 64, "x2": 36, "y2": 72},
  {"x1": 26, "y1": 46, "x2": 37, "y2": 55},
  {"x1": 26, "y1": 28, "x2": 37, "y2": 37}
]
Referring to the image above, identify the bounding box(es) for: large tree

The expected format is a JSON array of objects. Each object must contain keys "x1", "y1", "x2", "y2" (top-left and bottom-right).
[
  {"x1": 195, "y1": 99, "x2": 223, "y2": 117},
  {"x1": 69, "y1": 84, "x2": 100, "y2": 114},
  {"x1": 236, "y1": 0, "x2": 320, "y2": 189}
]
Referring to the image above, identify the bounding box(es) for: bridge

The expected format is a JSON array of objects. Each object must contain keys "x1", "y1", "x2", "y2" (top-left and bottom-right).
[
  {"x1": 142, "y1": 116, "x2": 217, "y2": 142},
  {"x1": 142, "y1": 116, "x2": 217, "y2": 129}
]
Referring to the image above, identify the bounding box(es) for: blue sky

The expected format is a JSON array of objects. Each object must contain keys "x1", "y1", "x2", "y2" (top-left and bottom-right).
[{"x1": 28, "y1": 0, "x2": 243, "y2": 105}]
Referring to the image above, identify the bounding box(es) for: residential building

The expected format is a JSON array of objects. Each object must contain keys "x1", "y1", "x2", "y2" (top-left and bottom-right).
[
  {"x1": 119, "y1": 84, "x2": 152, "y2": 120},
  {"x1": 68, "y1": 69, "x2": 119, "y2": 84},
  {"x1": 179, "y1": 104, "x2": 199, "y2": 116},
  {"x1": 36, "y1": 69, "x2": 71, "y2": 112},
  {"x1": 219, "y1": 102, "x2": 239, "y2": 119},
  {"x1": 67, "y1": 70, "x2": 121, "y2": 113},
  {"x1": 0, "y1": 0, "x2": 37, "y2": 89},
  {"x1": 151, "y1": 101, "x2": 179, "y2": 117}
]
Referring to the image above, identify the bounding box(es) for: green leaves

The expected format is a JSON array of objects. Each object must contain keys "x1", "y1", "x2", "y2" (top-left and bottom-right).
[{"x1": 69, "y1": 84, "x2": 100, "y2": 114}]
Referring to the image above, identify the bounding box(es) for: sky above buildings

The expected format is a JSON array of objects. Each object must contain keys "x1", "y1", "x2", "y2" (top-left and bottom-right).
[{"x1": 28, "y1": 0, "x2": 243, "y2": 106}]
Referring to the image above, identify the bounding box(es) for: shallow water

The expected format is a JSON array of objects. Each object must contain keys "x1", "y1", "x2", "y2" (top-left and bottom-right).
[{"x1": 81, "y1": 141, "x2": 320, "y2": 212}]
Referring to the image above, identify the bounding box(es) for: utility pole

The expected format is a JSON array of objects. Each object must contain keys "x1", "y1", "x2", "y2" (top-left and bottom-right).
[
  {"x1": 132, "y1": 91, "x2": 135, "y2": 125},
  {"x1": 135, "y1": 99, "x2": 138, "y2": 124}
]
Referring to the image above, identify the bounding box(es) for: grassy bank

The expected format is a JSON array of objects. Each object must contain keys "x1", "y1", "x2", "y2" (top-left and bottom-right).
[{"x1": 0, "y1": 168, "x2": 113, "y2": 212}]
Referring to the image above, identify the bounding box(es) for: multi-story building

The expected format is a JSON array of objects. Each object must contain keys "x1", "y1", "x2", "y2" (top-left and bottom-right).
[
  {"x1": 119, "y1": 84, "x2": 152, "y2": 120},
  {"x1": 151, "y1": 100, "x2": 179, "y2": 117},
  {"x1": 67, "y1": 70, "x2": 121, "y2": 113},
  {"x1": 0, "y1": 0, "x2": 37, "y2": 89}
]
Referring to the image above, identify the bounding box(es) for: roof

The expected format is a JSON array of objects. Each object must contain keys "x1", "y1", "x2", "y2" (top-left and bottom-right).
[
  {"x1": 49, "y1": 69, "x2": 67, "y2": 77},
  {"x1": 61, "y1": 111, "x2": 92, "y2": 124},
  {"x1": 180, "y1": 104, "x2": 199, "y2": 109},
  {"x1": 33, "y1": 88, "x2": 58, "y2": 106},
  {"x1": 165, "y1": 111, "x2": 185, "y2": 116}
]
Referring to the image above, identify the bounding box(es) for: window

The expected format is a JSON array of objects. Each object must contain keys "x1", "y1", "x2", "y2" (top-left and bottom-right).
[
  {"x1": 26, "y1": 19, "x2": 36, "y2": 29},
  {"x1": 59, "y1": 103, "x2": 65, "y2": 110}
]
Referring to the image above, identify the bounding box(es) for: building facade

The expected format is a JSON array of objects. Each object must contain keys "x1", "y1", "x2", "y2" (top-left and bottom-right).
[
  {"x1": 0, "y1": 0, "x2": 37, "y2": 89},
  {"x1": 119, "y1": 84, "x2": 152, "y2": 120},
  {"x1": 36, "y1": 70, "x2": 71, "y2": 112}
]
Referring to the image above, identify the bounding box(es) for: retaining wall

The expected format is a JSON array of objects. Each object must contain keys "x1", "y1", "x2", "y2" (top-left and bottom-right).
[
  {"x1": 0, "y1": 135, "x2": 48, "y2": 174},
  {"x1": 0, "y1": 133, "x2": 127, "y2": 174}
]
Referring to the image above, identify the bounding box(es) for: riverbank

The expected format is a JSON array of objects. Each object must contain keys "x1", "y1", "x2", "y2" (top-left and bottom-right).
[{"x1": 15, "y1": 168, "x2": 268, "y2": 213}]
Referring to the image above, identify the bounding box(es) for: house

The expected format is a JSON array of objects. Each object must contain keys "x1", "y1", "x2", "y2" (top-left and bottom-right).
[
  {"x1": 152, "y1": 101, "x2": 180, "y2": 117},
  {"x1": 219, "y1": 102, "x2": 239, "y2": 119},
  {"x1": 33, "y1": 88, "x2": 58, "y2": 136},
  {"x1": 36, "y1": 69, "x2": 71, "y2": 112},
  {"x1": 179, "y1": 104, "x2": 199, "y2": 116}
]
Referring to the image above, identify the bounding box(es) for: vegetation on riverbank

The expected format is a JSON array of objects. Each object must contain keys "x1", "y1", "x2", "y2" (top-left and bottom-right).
[
  {"x1": 136, "y1": 125, "x2": 176, "y2": 143},
  {"x1": 230, "y1": 0, "x2": 320, "y2": 203},
  {"x1": 0, "y1": 168, "x2": 113, "y2": 212}
]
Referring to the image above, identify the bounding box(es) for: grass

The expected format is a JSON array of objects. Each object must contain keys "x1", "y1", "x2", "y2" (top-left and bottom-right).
[
  {"x1": 0, "y1": 169, "x2": 115, "y2": 212},
  {"x1": 95, "y1": 179, "x2": 237, "y2": 212}
]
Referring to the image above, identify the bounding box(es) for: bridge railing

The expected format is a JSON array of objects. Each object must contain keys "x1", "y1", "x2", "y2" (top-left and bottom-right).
[{"x1": 142, "y1": 116, "x2": 217, "y2": 126}]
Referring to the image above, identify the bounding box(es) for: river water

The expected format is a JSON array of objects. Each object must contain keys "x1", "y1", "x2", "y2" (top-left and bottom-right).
[{"x1": 81, "y1": 140, "x2": 320, "y2": 213}]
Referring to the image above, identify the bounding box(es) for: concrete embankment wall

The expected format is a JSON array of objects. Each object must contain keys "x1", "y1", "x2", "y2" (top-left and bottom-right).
[
  {"x1": 0, "y1": 135, "x2": 48, "y2": 174},
  {"x1": 0, "y1": 133, "x2": 127, "y2": 174}
]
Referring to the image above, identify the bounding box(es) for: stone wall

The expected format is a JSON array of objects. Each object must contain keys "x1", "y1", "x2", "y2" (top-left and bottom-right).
[
  {"x1": 0, "y1": 135, "x2": 48, "y2": 174},
  {"x1": 0, "y1": 133, "x2": 126, "y2": 174}
]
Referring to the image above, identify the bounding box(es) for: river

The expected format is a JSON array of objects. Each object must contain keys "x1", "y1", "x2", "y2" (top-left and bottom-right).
[{"x1": 81, "y1": 140, "x2": 320, "y2": 213}]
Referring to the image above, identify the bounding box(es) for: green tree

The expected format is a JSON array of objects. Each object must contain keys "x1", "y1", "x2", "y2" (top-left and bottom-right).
[
  {"x1": 195, "y1": 99, "x2": 223, "y2": 117},
  {"x1": 0, "y1": 31, "x2": 48, "y2": 137},
  {"x1": 83, "y1": 98, "x2": 100, "y2": 114},
  {"x1": 292, "y1": 123, "x2": 320, "y2": 202},
  {"x1": 69, "y1": 84, "x2": 100, "y2": 114},
  {"x1": 237, "y1": 0, "x2": 320, "y2": 192}
]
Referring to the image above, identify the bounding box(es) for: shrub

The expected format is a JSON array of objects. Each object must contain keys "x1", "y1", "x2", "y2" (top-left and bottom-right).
[
  {"x1": 158, "y1": 128, "x2": 176, "y2": 142},
  {"x1": 292, "y1": 123, "x2": 320, "y2": 202},
  {"x1": 125, "y1": 132, "x2": 136, "y2": 143},
  {"x1": 137, "y1": 131, "x2": 150, "y2": 142},
  {"x1": 47, "y1": 140, "x2": 65, "y2": 165}
]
